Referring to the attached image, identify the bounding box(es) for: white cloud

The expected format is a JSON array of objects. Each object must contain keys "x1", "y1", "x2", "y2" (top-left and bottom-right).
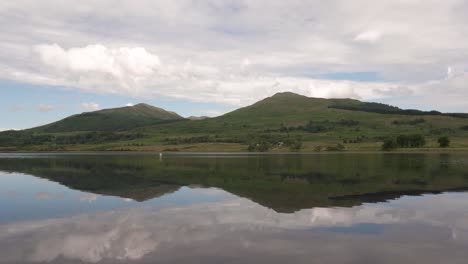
[
  {"x1": 37, "y1": 104, "x2": 54, "y2": 113},
  {"x1": 373, "y1": 86, "x2": 413, "y2": 97},
  {"x1": 125, "y1": 103, "x2": 134, "y2": 107},
  {"x1": 80, "y1": 102, "x2": 100, "y2": 111},
  {"x1": 194, "y1": 109, "x2": 226, "y2": 117},
  {"x1": 28, "y1": 43, "x2": 415, "y2": 107},
  {"x1": 0, "y1": 0, "x2": 468, "y2": 111},
  {"x1": 0, "y1": 128, "x2": 16, "y2": 132},
  {"x1": 1, "y1": 192, "x2": 468, "y2": 263},
  {"x1": 34, "y1": 44, "x2": 161, "y2": 76},
  {"x1": 79, "y1": 193, "x2": 98, "y2": 202},
  {"x1": 354, "y1": 30, "x2": 382, "y2": 43},
  {"x1": 34, "y1": 44, "x2": 161, "y2": 95}
]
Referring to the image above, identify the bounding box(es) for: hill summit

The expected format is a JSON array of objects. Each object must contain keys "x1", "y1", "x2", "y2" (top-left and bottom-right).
[
  {"x1": 2, "y1": 92, "x2": 468, "y2": 152},
  {"x1": 30, "y1": 103, "x2": 184, "y2": 133}
]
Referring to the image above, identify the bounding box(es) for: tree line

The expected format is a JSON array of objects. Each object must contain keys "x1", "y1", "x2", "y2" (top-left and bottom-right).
[
  {"x1": 382, "y1": 134, "x2": 450, "y2": 150},
  {"x1": 277, "y1": 119, "x2": 360, "y2": 134},
  {"x1": 330, "y1": 103, "x2": 468, "y2": 119},
  {"x1": 0, "y1": 131, "x2": 145, "y2": 147}
]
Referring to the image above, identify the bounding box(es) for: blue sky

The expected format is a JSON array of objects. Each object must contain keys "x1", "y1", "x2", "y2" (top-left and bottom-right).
[
  {"x1": 1, "y1": 1, "x2": 468, "y2": 130},
  {"x1": 1, "y1": 80, "x2": 231, "y2": 129}
]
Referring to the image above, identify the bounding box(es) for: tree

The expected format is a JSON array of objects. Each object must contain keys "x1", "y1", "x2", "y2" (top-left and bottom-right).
[
  {"x1": 396, "y1": 134, "x2": 425, "y2": 148},
  {"x1": 408, "y1": 134, "x2": 426, "y2": 147},
  {"x1": 382, "y1": 134, "x2": 426, "y2": 151},
  {"x1": 382, "y1": 137, "x2": 398, "y2": 151},
  {"x1": 289, "y1": 138, "x2": 303, "y2": 151},
  {"x1": 279, "y1": 123, "x2": 289, "y2": 133},
  {"x1": 247, "y1": 140, "x2": 271, "y2": 152},
  {"x1": 438, "y1": 136, "x2": 450, "y2": 148},
  {"x1": 257, "y1": 141, "x2": 271, "y2": 152},
  {"x1": 247, "y1": 143, "x2": 256, "y2": 152},
  {"x1": 304, "y1": 121, "x2": 328, "y2": 133}
]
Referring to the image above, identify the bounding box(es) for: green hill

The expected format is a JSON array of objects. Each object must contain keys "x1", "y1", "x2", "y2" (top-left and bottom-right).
[
  {"x1": 218, "y1": 92, "x2": 359, "y2": 125},
  {"x1": 215, "y1": 91, "x2": 468, "y2": 127},
  {"x1": 140, "y1": 92, "x2": 467, "y2": 135},
  {"x1": 29, "y1": 103, "x2": 184, "y2": 133},
  {"x1": 132, "y1": 92, "x2": 468, "y2": 150},
  {"x1": 1, "y1": 92, "x2": 468, "y2": 151}
]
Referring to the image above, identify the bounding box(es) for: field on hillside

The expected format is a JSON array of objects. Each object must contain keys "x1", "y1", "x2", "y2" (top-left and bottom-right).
[{"x1": 1, "y1": 93, "x2": 468, "y2": 152}]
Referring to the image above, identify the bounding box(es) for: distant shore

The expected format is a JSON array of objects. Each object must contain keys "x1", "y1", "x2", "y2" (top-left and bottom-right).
[{"x1": 1, "y1": 148, "x2": 468, "y2": 155}]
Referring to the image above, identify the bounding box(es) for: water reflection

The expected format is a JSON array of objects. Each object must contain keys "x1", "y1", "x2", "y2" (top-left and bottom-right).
[
  {"x1": 1, "y1": 190, "x2": 468, "y2": 263},
  {"x1": 1, "y1": 153, "x2": 468, "y2": 212},
  {"x1": 1, "y1": 153, "x2": 468, "y2": 263}
]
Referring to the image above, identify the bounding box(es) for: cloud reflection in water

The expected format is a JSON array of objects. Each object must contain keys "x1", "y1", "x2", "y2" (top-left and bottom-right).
[{"x1": 1, "y1": 190, "x2": 468, "y2": 263}]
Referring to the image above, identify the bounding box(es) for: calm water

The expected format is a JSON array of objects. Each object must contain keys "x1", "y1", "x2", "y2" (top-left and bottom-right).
[{"x1": 1, "y1": 153, "x2": 468, "y2": 263}]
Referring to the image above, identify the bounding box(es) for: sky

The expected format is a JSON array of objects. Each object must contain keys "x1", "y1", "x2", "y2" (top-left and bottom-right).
[{"x1": 1, "y1": 0, "x2": 468, "y2": 130}]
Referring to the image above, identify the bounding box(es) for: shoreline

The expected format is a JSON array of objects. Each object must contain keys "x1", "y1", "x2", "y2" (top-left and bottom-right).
[{"x1": 2, "y1": 149, "x2": 468, "y2": 155}]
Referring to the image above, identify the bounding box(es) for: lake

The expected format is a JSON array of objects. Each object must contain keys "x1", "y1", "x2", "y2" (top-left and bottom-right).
[{"x1": 1, "y1": 153, "x2": 468, "y2": 263}]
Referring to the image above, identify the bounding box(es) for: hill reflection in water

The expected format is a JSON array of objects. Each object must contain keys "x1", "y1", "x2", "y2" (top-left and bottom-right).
[
  {"x1": 0, "y1": 153, "x2": 467, "y2": 212},
  {"x1": 1, "y1": 153, "x2": 468, "y2": 263}
]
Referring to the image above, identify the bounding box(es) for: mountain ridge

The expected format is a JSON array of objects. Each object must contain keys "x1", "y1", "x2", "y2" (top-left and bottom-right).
[
  {"x1": 28, "y1": 103, "x2": 184, "y2": 133},
  {"x1": 24, "y1": 92, "x2": 468, "y2": 133},
  {"x1": 1, "y1": 91, "x2": 468, "y2": 151}
]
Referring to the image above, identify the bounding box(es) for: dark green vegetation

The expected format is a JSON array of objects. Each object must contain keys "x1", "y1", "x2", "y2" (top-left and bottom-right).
[
  {"x1": 438, "y1": 136, "x2": 450, "y2": 148},
  {"x1": 1, "y1": 153, "x2": 467, "y2": 212},
  {"x1": 382, "y1": 134, "x2": 427, "y2": 150},
  {"x1": 329, "y1": 101, "x2": 468, "y2": 119},
  {"x1": 1, "y1": 92, "x2": 468, "y2": 151}
]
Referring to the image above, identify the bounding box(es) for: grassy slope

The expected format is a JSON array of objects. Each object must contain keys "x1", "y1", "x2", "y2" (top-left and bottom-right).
[
  {"x1": 120, "y1": 92, "x2": 468, "y2": 151},
  {"x1": 2, "y1": 92, "x2": 468, "y2": 151},
  {"x1": 30, "y1": 103, "x2": 184, "y2": 133}
]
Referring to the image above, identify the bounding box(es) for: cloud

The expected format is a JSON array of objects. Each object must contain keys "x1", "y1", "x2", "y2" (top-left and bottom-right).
[
  {"x1": 354, "y1": 30, "x2": 382, "y2": 43},
  {"x1": 1, "y1": 1, "x2": 468, "y2": 111},
  {"x1": 1, "y1": 193, "x2": 468, "y2": 263},
  {"x1": 373, "y1": 86, "x2": 413, "y2": 97},
  {"x1": 0, "y1": 128, "x2": 17, "y2": 132},
  {"x1": 37, "y1": 104, "x2": 54, "y2": 112},
  {"x1": 80, "y1": 102, "x2": 100, "y2": 111},
  {"x1": 79, "y1": 193, "x2": 98, "y2": 202},
  {"x1": 194, "y1": 109, "x2": 225, "y2": 117},
  {"x1": 35, "y1": 44, "x2": 161, "y2": 78},
  {"x1": 125, "y1": 103, "x2": 134, "y2": 107},
  {"x1": 29, "y1": 44, "x2": 411, "y2": 107}
]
